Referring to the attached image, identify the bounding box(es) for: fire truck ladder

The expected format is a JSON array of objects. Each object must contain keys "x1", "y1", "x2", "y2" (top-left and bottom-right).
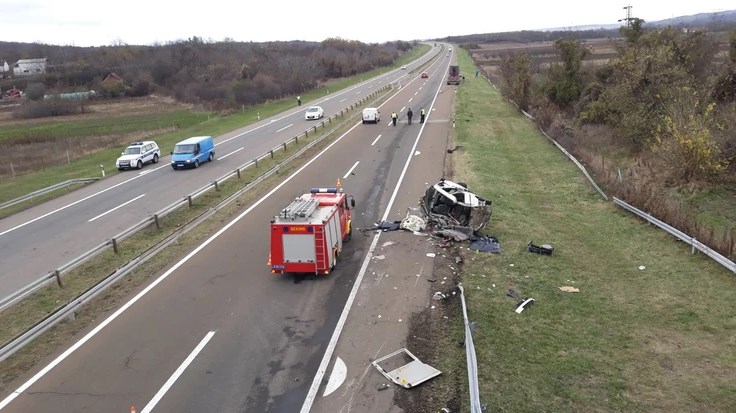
[
  {"x1": 281, "y1": 197, "x2": 319, "y2": 220},
  {"x1": 314, "y1": 225, "x2": 326, "y2": 274}
]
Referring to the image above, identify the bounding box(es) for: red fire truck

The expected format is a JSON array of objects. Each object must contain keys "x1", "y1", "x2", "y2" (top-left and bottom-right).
[{"x1": 269, "y1": 186, "x2": 355, "y2": 275}]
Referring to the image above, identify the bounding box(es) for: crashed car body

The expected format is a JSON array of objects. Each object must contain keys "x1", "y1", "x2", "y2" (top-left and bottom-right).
[{"x1": 421, "y1": 179, "x2": 491, "y2": 232}]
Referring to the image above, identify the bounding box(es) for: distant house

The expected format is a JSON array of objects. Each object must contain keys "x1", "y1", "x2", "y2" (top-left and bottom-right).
[
  {"x1": 13, "y1": 58, "x2": 47, "y2": 77},
  {"x1": 101, "y1": 72, "x2": 125, "y2": 93}
]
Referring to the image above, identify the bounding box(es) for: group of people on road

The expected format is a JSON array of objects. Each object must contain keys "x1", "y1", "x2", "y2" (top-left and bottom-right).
[{"x1": 391, "y1": 108, "x2": 426, "y2": 126}]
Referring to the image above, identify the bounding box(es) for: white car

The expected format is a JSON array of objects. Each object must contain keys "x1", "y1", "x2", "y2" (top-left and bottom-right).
[
  {"x1": 116, "y1": 141, "x2": 160, "y2": 170},
  {"x1": 305, "y1": 106, "x2": 324, "y2": 120},
  {"x1": 400, "y1": 65, "x2": 407, "y2": 70}
]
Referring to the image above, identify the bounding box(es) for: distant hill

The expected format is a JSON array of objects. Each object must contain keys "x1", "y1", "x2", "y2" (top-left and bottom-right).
[
  {"x1": 541, "y1": 9, "x2": 736, "y2": 32},
  {"x1": 443, "y1": 9, "x2": 736, "y2": 45},
  {"x1": 647, "y1": 9, "x2": 736, "y2": 28}
]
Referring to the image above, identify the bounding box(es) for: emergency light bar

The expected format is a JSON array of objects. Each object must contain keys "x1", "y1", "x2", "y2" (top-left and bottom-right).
[{"x1": 310, "y1": 188, "x2": 339, "y2": 194}]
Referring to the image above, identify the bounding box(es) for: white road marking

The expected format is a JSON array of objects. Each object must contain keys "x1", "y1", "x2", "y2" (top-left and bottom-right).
[
  {"x1": 0, "y1": 108, "x2": 366, "y2": 413},
  {"x1": 141, "y1": 331, "x2": 216, "y2": 413},
  {"x1": 88, "y1": 194, "x2": 146, "y2": 222},
  {"x1": 139, "y1": 170, "x2": 152, "y2": 176},
  {"x1": 354, "y1": 91, "x2": 360, "y2": 95},
  {"x1": 339, "y1": 98, "x2": 347, "y2": 103},
  {"x1": 343, "y1": 162, "x2": 359, "y2": 179},
  {"x1": 371, "y1": 135, "x2": 382, "y2": 146},
  {"x1": 276, "y1": 124, "x2": 293, "y2": 133},
  {"x1": 414, "y1": 91, "x2": 418, "y2": 95},
  {"x1": 323, "y1": 357, "x2": 347, "y2": 397},
  {"x1": 219, "y1": 147, "x2": 244, "y2": 160},
  {"x1": 0, "y1": 165, "x2": 167, "y2": 238},
  {"x1": 408, "y1": 97, "x2": 413, "y2": 103}
]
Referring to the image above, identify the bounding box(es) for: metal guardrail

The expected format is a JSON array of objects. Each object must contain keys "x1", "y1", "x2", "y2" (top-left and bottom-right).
[
  {"x1": 458, "y1": 284, "x2": 483, "y2": 412},
  {"x1": 613, "y1": 197, "x2": 736, "y2": 273},
  {"x1": 0, "y1": 87, "x2": 389, "y2": 362},
  {"x1": 0, "y1": 178, "x2": 99, "y2": 211}
]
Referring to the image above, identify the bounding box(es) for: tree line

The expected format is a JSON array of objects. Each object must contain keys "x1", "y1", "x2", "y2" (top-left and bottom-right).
[
  {"x1": 494, "y1": 21, "x2": 736, "y2": 185},
  {"x1": 0, "y1": 37, "x2": 414, "y2": 110}
]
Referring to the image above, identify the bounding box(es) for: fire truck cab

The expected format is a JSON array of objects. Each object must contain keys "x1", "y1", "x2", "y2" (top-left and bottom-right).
[{"x1": 270, "y1": 187, "x2": 355, "y2": 275}]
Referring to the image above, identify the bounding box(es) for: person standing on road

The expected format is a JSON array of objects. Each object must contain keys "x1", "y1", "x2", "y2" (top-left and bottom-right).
[
  {"x1": 297, "y1": 96, "x2": 301, "y2": 106},
  {"x1": 391, "y1": 111, "x2": 398, "y2": 126},
  {"x1": 420, "y1": 108, "x2": 426, "y2": 124},
  {"x1": 407, "y1": 108, "x2": 413, "y2": 125}
]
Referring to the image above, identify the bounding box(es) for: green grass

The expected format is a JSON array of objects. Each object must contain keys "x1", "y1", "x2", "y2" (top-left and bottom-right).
[
  {"x1": 0, "y1": 111, "x2": 208, "y2": 142},
  {"x1": 0, "y1": 44, "x2": 430, "y2": 208},
  {"x1": 439, "y1": 48, "x2": 736, "y2": 412}
]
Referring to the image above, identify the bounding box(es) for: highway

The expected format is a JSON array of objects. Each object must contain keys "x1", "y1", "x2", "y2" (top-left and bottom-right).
[
  {"x1": 0, "y1": 45, "x2": 441, "y2": 301},
  {"x1": 0, "y1": 45, "x2": 457, "y2": 412}
]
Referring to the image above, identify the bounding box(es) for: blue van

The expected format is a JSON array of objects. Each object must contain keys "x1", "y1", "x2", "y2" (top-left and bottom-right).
[{"x1": 171, "y1": 136, "x2": 215, "y2": 169}]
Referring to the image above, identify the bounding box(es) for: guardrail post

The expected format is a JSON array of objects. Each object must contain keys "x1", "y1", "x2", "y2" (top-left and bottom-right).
[
  {"x1": 295, "y1": 136, "x2": 299, "y2": 144},
  {"x1": 691, "y1": 238, "x2": 697, "y2": 254},
  {"x1": 187, "y1": 195, "x2": 193, "y2": 207},
  {"x1": 154, "y1": 214, "x2": 160, "y2": 230},
  {"x1": 283, "y1": 142, "x2": 287, "y2": 151},
  {"x1": 270, "y1": 150, "x2": 274, "y2": 159},
  {"x1": 255, "y1": 158, "x2": 259, "y2": 168},
  {"x1": 214, "y1": 181, "x2": 219, "y2": 192},
  {"x1": 236, "y1": 169, "x2": 241, "y2": 179},
  {"x1": 305, "y1": 130, "x2": 308, "y2": 138},
  {"x1": 112, "y1": 237, "x2": 119, "y2": 254},
  {"x1": 54, "y1": 270, "x2": 63, "y2": 288},
  {"x1": 313, "y1": 126, "x2": 317, "y2": 133}
]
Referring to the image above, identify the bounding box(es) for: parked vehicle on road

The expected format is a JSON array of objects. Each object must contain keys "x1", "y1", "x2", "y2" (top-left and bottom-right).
[
  {"x1": 269, "y1": 186, "x2": 355, "y2": 275},
  {"x1": 305, "y1": 106, "x2": 324, "y2": 120},
  {"x1": 171, "y1": 136, "x2": 215, "y2": 169},
  {"x1": 447, "y1": 65, "x2": 461, "y2": 85},
  {"x1": 116, "y1": 141, "x2": 160, "y2": 170},
  {"x1": 421, "y1": 72, "x2": 429, "y2": 79},
  {"x1": 362, "y1": 108, "x2": 380, "y2": 124}
]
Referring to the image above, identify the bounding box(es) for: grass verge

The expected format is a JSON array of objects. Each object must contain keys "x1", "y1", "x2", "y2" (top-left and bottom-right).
[{"x1": 424, "y1": 48, "x2": 736, "y2": 413}]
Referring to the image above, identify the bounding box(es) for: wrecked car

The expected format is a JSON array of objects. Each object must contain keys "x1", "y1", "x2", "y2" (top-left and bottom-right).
[{"x1": 421, "y1": 179, "x2": 491, "y2": 232}]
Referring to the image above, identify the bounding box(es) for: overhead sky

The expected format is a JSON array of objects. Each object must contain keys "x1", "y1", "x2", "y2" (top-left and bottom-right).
[{"x1": 2, "y1": 0, "x2": 735, "y2": 47}]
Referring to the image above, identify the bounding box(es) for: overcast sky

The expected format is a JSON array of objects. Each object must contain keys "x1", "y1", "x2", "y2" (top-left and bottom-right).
[{"x1": 2, "y1": 0, "x2": 734, "y2": 47}]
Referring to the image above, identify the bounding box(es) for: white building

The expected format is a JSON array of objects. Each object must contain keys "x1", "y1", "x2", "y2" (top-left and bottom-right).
[{"x1": 13, "y1": 58, "x2": 47, "y2": 77}]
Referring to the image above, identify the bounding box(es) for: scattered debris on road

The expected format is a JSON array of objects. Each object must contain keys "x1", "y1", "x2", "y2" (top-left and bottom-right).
[{"x1": 372, "y1": 348, "x2": 441, "y2": 388}]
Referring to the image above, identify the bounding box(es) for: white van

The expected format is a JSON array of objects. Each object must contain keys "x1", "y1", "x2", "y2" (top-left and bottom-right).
[{"x1": 362, "y1": 108, "x2": 380, "y2": 124}]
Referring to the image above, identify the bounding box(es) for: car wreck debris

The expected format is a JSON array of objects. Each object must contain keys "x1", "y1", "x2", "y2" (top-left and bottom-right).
[
  {"x1": 469, "y1": 235, "x2": 501, "y2": 253},
  {"x1": 515, "y1": 298, "x2": 535, "y2": 313},
  {"x1": 372, "y1": 348, "x2": 441, "y2": 388},
  {"x1": 528, "y1": 241, "x2": 554, "y2": 255},
  {"x1": 421, "y1": 179, "x2": 491, "y2": 233}
]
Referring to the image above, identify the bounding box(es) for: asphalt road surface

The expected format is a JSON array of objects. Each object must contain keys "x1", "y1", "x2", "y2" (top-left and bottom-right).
[
  {"x1": 0, "y1": 45, "x2": 442, "y2": 301},
  {"x1": 0, "y1": 45, "x2": 458, "y2": 412}
]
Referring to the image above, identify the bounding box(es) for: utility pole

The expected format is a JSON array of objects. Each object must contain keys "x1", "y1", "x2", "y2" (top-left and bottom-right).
[{"x1": 618, "y1": 5, "x2": 633, "y2": 29}]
